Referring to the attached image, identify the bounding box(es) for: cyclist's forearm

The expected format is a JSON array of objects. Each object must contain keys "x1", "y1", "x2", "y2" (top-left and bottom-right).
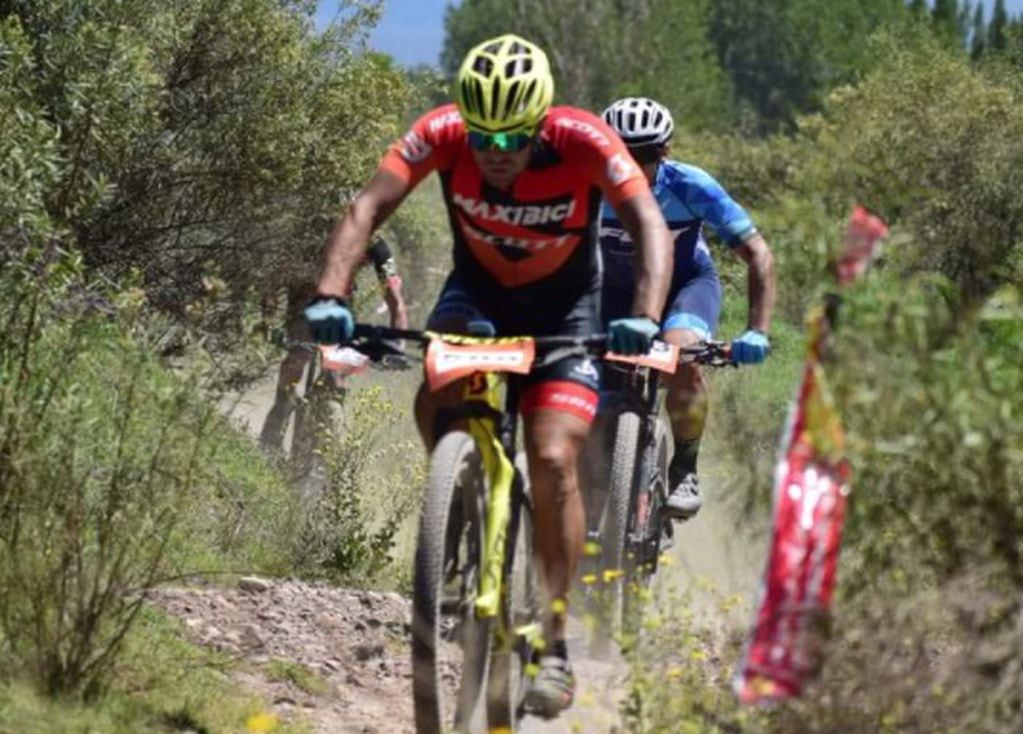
[
  {"x1": 316, "y1": 206, "x2": 374, "y2": 299},
  {"x1": 316, "y1": 171, "x2": 408, "y2": 299},
  {"x1": 739, "y1": 234, "x2": 776, "y2": 332}
]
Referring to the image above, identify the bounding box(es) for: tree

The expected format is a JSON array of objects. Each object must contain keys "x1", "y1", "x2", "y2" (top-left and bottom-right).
[
  {"x1": 932, "y1": 0, "x2": 966, "y2": 44},
  {"x1": 0, "y1": 0, "x2": 415, "y2": 316},
  {"x1": 991, "y1": 0, "x2": 1009, "y2": 51},
  {"x1": 709, "y1": 0, "x2": 907, "y2": 132},
  {"x1": 441, "y1": 0, "x2": 733, "y2": 131},
  {"x1": 970, "y1": 2, "x2": 986, "y2": 60}
]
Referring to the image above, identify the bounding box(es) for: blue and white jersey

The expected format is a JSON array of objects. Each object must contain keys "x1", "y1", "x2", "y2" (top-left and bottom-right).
[{"x1": 599, "y1": 160, "x2": 756, "y2": 292}]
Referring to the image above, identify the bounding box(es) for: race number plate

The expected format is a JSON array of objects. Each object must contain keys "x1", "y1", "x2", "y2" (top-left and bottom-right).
[
  {"x1": 604, "y1": 339, "x2": 679, "y2": 373},
  {"x1": 319, "y1": 345, "x2": 369, "y2": 377},
  {"x1": 424, "y1": 338, "x2": 536, "y2": 391}
]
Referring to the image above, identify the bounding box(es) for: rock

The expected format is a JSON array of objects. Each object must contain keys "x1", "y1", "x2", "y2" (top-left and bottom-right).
[
  {"x1": 239, "y1": 624, "x2": 266, "y2": 650},
  {"x1": 353, "y1": 642, "x2": 385, "y2": 661},
  {"x1": 239, "y1": 576, "x2": 273, "y2": 593},
  {"x1": 201, "y1": 625, "x2": 223, "y2": 641}
]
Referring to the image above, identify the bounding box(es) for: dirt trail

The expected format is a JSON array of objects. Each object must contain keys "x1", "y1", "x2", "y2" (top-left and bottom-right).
[
  {"x1": 172, "y1": 378, "x2": 767, "y2": 733},
  {"x1": 150, "y1": 498, "x2": 763, "y2": 734}
]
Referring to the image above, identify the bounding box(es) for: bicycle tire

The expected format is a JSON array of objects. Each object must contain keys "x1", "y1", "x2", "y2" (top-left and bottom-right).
[
  {"x1": 621, "y1": 416, "x2": 671, "y2": 639},
  {"x1": 412, "y1": 430, "x2": 490, "y2": 734},
  {"x1": 593, "y1": 409, "x2": 642, "y2": 656}
]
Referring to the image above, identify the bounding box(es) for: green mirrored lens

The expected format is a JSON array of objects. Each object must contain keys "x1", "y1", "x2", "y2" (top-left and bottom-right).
[{"x1": 468, "y1": 130, "x2": 533, "y2": 152}]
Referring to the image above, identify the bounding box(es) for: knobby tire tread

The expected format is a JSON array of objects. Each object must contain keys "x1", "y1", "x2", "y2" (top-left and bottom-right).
[{"x1": 412, "y1": 430, "x2": 489, "y2": 734}]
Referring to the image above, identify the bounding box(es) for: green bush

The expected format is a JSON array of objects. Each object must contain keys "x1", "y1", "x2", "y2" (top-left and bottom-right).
[
  {"x1": 0, "y1": 606, "x2": 310, "y2": 733},
  {"x1": 1, "y1": 0, "x2": 415, "y2": 326},
  {"x1": 292, "y1": 384, "x2": 423, "y2": 585},
  {"x1": 0, "y1": 250, "x2": 297, "y2": 696},
  {"x1": 797, "y1": 29, "x2": 1023, "y2": 302},
  {"x1": 0, "y1": 18, "x2": 60, "y2": 241}
]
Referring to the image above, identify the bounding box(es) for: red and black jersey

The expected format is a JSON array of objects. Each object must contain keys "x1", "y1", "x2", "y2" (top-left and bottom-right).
[{"x1": 379, "y1": 104, "x2": 649, "y2": 307}]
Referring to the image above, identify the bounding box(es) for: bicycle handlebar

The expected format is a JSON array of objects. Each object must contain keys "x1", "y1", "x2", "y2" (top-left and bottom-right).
[
  {"x1": 678, "y1": 341, "x2": 735, "y2": 368},
  {"x1": 345, "y1": 325, "x2": 735, "y2": 368},
  {"x1": 351, "y1": 323, "x2": 609, "y2": 352},
  {"x1": 282, "y1": 325, "x2": 734, "y2": 369}
]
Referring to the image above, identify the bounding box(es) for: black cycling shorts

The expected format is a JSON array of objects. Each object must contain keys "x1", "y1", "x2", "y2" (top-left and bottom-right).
[{"x1": 426, "y1": 270, "x2": 602, "y2": 422}]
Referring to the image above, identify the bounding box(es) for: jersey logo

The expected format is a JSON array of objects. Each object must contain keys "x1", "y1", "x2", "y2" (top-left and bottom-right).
[
  {"x1": 428, "y1": 109, "x2": 462, "y2": 133},
  {"x1": 555, "y1": 117, "x2": 611, "y2": 148},
  {"x1": 400, "y1": 131, "x2": 432, "y2": 163},
  {"x1": 607, "y1": 152, "x2": 636, "y2": 185},
  {"x1": 572, "y1": 359, "x2": 599, "y2": 380},
  {"x1": 460, "y1": 217, "x2": 573, "y2": 253},
  {"x1": 453, "y1": 194, "x2": 576, "y2": 227}
]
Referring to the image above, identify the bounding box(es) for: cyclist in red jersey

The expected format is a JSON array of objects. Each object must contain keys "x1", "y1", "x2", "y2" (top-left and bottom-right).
[{"x1": 306, "y1": 34, "x2": 672, "y2": 717}]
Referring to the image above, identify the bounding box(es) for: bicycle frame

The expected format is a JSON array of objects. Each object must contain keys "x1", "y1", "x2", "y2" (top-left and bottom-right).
[{"x1": 457, "y1": 371, "x2": 516, "y2": 619}]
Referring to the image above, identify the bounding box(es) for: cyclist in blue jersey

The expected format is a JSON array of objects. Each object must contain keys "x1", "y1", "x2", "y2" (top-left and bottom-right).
[{"x1": 600, "y1": 97, "x2": 776, "y2": 520}]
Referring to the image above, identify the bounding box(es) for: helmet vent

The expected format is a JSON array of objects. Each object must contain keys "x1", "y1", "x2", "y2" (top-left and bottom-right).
[
  {"x1": 524, "y1": 79, "x2": 537, "y2": 107},
  {"x1": 505, "y1": 80, "x2": 522, "y2": 117},
  {"x1": 473, "y1": 80, "x2": 486, "y2": 118},
  {"x1": 489, "y1": 80, "x2": 501, "y2": 119},
  {"x1": 473, "y1": 56, "x2": 494, "y2": 77}
]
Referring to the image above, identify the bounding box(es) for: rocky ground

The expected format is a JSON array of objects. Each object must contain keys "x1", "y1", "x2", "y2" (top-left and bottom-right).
[
  {"x1": 185, "y1": 373, "x2": 763, "y2": 733},
  {"x1": 149, "y1": 577, "x2": 633, "y2": 734},
  {"x1": 150, "y1": 579, "x2": 416, "y2": 734}
]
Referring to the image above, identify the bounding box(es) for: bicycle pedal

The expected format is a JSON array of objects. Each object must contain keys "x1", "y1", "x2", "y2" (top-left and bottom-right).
[{"x1": 660, "y1": 522, "x2": 675, "y2": 550}]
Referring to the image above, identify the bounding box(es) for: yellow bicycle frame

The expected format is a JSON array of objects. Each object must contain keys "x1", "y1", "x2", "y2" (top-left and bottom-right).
[{"x1": 463, "y1": 371, "x2": 515, "y2": 619}]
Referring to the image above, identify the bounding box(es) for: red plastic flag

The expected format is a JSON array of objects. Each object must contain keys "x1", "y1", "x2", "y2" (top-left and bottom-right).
[{"x1": 735, "y1": 207, "x2": 888, "y2": 705}]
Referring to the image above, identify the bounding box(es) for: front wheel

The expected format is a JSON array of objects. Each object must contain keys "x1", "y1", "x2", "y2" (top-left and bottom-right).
[
  {"x1": 412, "y1": 430, "x2": 490, "y2": 734},
  {"x1": 621, "y1": 416, "x2": 671, "y2": 640},
  {"x1": 591, "y1": 410, "x2": 641, "y2": 657}
]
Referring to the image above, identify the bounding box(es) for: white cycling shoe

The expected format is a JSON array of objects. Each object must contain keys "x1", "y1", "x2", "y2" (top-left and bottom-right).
[{"x1": 664, "y1": 472, "x2": 701, "y2": 520}]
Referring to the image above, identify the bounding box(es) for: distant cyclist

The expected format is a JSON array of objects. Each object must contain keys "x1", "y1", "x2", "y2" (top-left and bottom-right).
[
  {"x1": 305, "y1": 36, "x2": 672, "y2": 717},
  {"x1": 260, "y1": 238, "x2": 407, "y2": 467},
  {"x1": 600, "y1": 97, "x2": 776, "y2": 520}
]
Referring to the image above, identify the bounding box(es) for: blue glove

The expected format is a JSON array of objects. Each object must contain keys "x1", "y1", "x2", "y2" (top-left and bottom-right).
[
  {"x1": 731, "y1": 329, "x2": 770, "y2": 364},
  {"x1": 304, "y1": 297, "x2": 354, "y2": 344},
  {"x1": 608, "y1": 317, "x2": 660, "y2": 356}
]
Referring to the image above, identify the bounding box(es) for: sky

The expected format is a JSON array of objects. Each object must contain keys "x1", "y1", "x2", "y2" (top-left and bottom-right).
[
  {"x1": 317, "y1": 0, "x2": 1023, "y2": 68},
  {"x1": 316, "y1": 0, "x2": 450, "y2": 67}
]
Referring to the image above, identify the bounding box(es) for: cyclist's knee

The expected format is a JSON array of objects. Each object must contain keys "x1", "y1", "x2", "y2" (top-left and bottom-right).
[
  {"x1": 662, "y1": 326, "x2": 704, "y2": 349},
  {"x1": 526, "y1": 415, "x2": 588, "y2": 495},
  {"x1": 530, "y1": 437, "x2": 580, "y2": 485},
  {"x1": 668, "y1": 360, "x2": 708, "y2": 394},
  {"x1": 276, "y1": 351, "x2": 308, "y2": 388},
  {"x1": 415, "y1": 379, "x2": 470, "y2": 448}
]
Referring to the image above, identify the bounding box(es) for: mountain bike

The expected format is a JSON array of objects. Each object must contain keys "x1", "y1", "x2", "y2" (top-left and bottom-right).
[
  {"x1": 584, "y1": 341, "x2": 733, "y2": 652},
  {"x1": 261, "y1": 337, "x2": 395, "y2": 496},
  {"x1": 340, "y1": 324, "x2": 608, "y2": 734}
]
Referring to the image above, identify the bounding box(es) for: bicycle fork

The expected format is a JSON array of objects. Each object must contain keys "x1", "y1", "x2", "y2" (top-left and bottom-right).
[{"x1": 467, "y1": 374, "x2": 519, "y2": 620}]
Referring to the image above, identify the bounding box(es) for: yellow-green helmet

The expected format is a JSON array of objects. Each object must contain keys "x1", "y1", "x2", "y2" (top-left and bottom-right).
[{"x1": 455, "y1": 34, "x2": 554, "y2": 134}]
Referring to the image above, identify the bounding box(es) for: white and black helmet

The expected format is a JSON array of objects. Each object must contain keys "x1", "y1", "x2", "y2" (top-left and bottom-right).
[{"x1": 602, "y1": 97, "x2": 674, "y2": 147}]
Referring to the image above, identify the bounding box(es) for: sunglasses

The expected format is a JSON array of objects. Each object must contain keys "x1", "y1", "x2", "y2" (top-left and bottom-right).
[{"x1": 467, "y1": 129, "x2": 535, "y2": 153}]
